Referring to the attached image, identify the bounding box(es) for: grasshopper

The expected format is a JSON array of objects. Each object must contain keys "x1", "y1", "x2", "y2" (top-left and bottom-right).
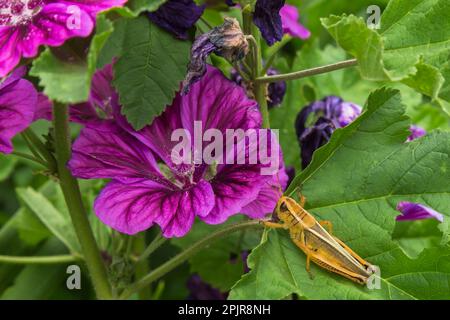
[{"x1": 263, "y1": 195, "x2": 374, "y2": 285}]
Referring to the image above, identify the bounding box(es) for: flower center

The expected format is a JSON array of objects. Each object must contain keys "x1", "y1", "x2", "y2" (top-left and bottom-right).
[{"x1": 0, "y1": 0, "x2": 43, "y2": 27}]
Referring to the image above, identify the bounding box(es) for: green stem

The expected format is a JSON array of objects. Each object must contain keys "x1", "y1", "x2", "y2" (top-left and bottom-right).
[
  {"x1": 119, "y1": 220, "x2": 263, "y2": 300},
  {"x1": 23, "y1": 128, "x2": 57, "y2": 172},
  {"x1": 256, "y1": 59, "x2": 358, "y2": 84},
  {"x1": 0, "y1": 255, "x2": 78, "y2": 264},
  {"x1": 133, "y1": 234, "x2": 152, "y2": 300},
  {"x1": 251, "y1": 27, "x2": 270, "y2": 128},
  {"x1": 11, "y1": 151, "x2": 48, "y2": 167},
  {"x1": 53, "y1": 103, "x2": 112, "y2": 300},
  {"x1": 138, "y1": 232, "x2": 166, "y2": 263}
]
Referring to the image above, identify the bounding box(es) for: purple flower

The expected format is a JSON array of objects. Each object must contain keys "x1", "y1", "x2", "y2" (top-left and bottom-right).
[
  {"x1": 0, "y1": 66, "x2": 38, "y2": 154},
  {"x1": 230, "y1": 66, "x2": 286, "y2": 108},
  {"x1": 396, "y1": 202, "x2": 444, "y2": 223},
  {"x1": 295, "y1": 96, "x2": 362, "y2": 168},
  {"x1": 253, "y1": 1, "x2": 311, "y2": 46},
  {"x1": 0, "y1": 0, "x2": 127, "y2": 77},
  {"x1": 183, "y1": 17, "x2": 249, "y2": 94},
  {"x1": 69, "y1": 65, "x2": 287, "y2": 237},
  {"x1": 253, "y1": 0, "x2": 285, "y2": 46},
  {"x1": 407, "y1": 125, "x2": 426, "y2": 142},
  {"x1": 70, "y1": 62, "x2": 116, "y2": 125},
  {"x1": 280, "y1": 4, "x2": 310, "y2": 40},
  {"x1": 147, "y1": 0, "x2": 205, "y2": 40}
]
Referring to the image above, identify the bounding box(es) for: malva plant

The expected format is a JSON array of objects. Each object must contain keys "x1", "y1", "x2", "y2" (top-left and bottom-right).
[{"x1": 0, "y1": 0, "x2": 449, "y2": 301}]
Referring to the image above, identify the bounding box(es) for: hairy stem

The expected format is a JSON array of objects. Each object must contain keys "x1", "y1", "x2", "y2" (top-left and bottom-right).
[
  {"x1": 138, "y1": 232, "x2": 166, "y2": 263},
  {"x1": 0, "y1": 255, "x2": 78, "y2": 264},
  {"x1": 53, "y1": 103, "x2": 112, "y2": 300},
  {"x1": 119, "y1": 220, "x2": 263, "y2": 300},
  {"x1": 256, "y1": 59, "x2": 358, "y2": 84}
]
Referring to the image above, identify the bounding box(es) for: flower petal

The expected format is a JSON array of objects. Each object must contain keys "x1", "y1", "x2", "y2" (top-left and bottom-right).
[
  {"x1": 396, "y1": 202, "x2": 444, "y2": 222},
  {"x1": 0, "y1": 28, "x2": 21, "y2": 77},
  {"x1": 253, "y1": 0, "x2": 285, "y2": 46},
  {"x1": 241, "y1": 166, "x2": 288, "y2": 219},
  {"x1": 0, "y1": 73, "x2": 37, "y2": 154},
  {"x1": 280, "y1": 4, "x2": 310, "y2": 39},
  {"x1": 201, "y1": 163, "x2": 267, "y2": 224},
  {"x1": 94, "y1": 179, "x2": 215, "y2": 237},
  {"x1": 69, "y1": 122, "x2": 163, "y2": 183}
]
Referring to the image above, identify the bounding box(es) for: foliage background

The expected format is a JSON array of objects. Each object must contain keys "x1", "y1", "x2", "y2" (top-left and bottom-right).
[{"x1": 1, "y1": 0, "x2": 449, "y2": 300}]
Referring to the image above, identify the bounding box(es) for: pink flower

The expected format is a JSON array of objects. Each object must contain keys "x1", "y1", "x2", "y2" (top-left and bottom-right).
[
  {"x1": 0, "y1": 0, "x2": 127, "y2": 77},
  {"x1": 280, "y1": 4, "x2": 310, "y2": 40},
  {"x1": 0, "y1": 66, "x2": 37, "y2": 154}
]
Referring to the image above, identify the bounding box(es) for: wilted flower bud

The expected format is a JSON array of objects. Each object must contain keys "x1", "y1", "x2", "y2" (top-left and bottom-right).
[
  {"x1": 230, "y1": 66, "x2": 286, "y2": 108},
  {"x1": 295, "y1": 96, "x2": 362, "y2": 169},
  {"x1": 183, "y1": 17, "x2": 249, "y2": 94}
]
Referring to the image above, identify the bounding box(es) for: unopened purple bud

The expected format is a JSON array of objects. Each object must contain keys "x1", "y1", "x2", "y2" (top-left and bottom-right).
[
  {"x1": 267, "y1": 68, "x2": 286, "y2": 108},
  {"x1": 407, "y1": 125, "x2": 426, "y2": 142}
]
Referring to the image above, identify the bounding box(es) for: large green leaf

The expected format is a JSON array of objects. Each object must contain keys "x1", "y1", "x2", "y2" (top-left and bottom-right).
[
  {"x1": 30, "y1": 49, "x2": 89, "y2": 104},
  {"x1": 322, "y1": 0, "x2": 450, "y2": 104},
  {"x1": 16, "y1": 187, "x2": 81, "y2": 254},
  {"x1": 0, "y1": 155, "x2": 16, "y2": 182},
  {"x1": 230, "y1": 88, "x2": 450, "y2": 300},
  {"x1": 113, "y1": 16, "x2": 191, "y2": 129}
]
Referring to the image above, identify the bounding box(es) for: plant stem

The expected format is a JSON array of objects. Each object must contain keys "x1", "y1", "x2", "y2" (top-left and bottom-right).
[
  {"x1": 119, "y1": 220, "x2": 263, "y2": 300},
  {"x1": 138, "y1": 232, "x2": 166, "y2": 262},
  {"x1": 53, "y1": 102, "x2": 112, "y2": 300},
  {"x1": 11, "y1": 151, "x2": 47, "y2": 167},
  {"x1": 133, "y1": 234, "x2": 152, "y2": 300},
  {"x1": 0, "y1": 255, "x2": 78, "y2": 264},
  {"x1": 255, "y1": 59, "x2": 358, "y2": 84},
  {"x1": 251, "y1": 27, "x2": 270, "y2": 128}
]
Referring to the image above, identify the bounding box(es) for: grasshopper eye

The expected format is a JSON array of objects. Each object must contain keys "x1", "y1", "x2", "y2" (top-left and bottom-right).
[{"x1": 280, "y1": 202, "x2": 288, "y2": 212}]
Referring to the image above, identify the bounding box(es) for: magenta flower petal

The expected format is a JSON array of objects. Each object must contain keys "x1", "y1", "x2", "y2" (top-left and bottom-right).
[
  {"x1": 241, "y1": 166, "x2": 288, "y2": 218},
  {"x1": 280, "y1": 4, "x2": 310, "y2": 40},
  {"x1": 0, "y1": 67, "x2": 37, "y2": 154},
  {"x1": 68, "y1": 122, "x2": 162, "y2": 183},
  {"x1": 396, "y1": 202, "x2": 444, "y2": 222},
  {"x1": 94, "y1": 179, "x2": 215, "y2": 237},
  {"x1": 0, "y1": 0, "x2": 127, "y2": 77},
  {"x1": 407, "y1": 125, "x2": 426, "y2": 142},
  {"x1": 202, "y1": 164, "x2": 267, "y2": 224},
  {"x1": 34, "y1": 93, "x2": 53, "y2": 121},
  {"x1": 70, "y1": 65, "x2": 286, "y2": 237}
]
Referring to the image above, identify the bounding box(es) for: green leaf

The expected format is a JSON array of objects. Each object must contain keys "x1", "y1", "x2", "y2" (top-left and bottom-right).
[
  {"x1": 30, "y1": 49, "x2": 89, "y2": 104},
  {"x1": 171, "y1": 217, "x2": 261, "y2": 291},
  {"x1": 0, "y1": 154, "x2": 16, "y2": 182},
  {"x1": 230, "y1": 88, "x2": 450, "y2": 300},
  {"x1": 113, "y1": 16, "x2": 191, "y2": 129},
  {"x1": 1, "y1": 239, "x2": 80, "y2": 300},
  {"x1": 87, "y1": 14, "x2": 114, "y2": 81},
  {"x1": 321, "y1": 0, "x2": 450, "y2": 102},
  {"x1": 129, "y1": 0, "x2": 167, "y2": 14},
  {"x1": 16, "y1": 187, "x2": 81, "y2": 254}
]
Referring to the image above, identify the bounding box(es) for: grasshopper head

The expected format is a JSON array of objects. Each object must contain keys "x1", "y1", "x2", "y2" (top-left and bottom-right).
[{"x1": 274, "y1": 196, "x2": 299, "y2": 224}]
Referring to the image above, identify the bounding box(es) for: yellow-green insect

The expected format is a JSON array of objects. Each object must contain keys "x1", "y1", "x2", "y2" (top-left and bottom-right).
[{"x1": 263, "y1": 195, "x2": 374, "y2": 284}]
